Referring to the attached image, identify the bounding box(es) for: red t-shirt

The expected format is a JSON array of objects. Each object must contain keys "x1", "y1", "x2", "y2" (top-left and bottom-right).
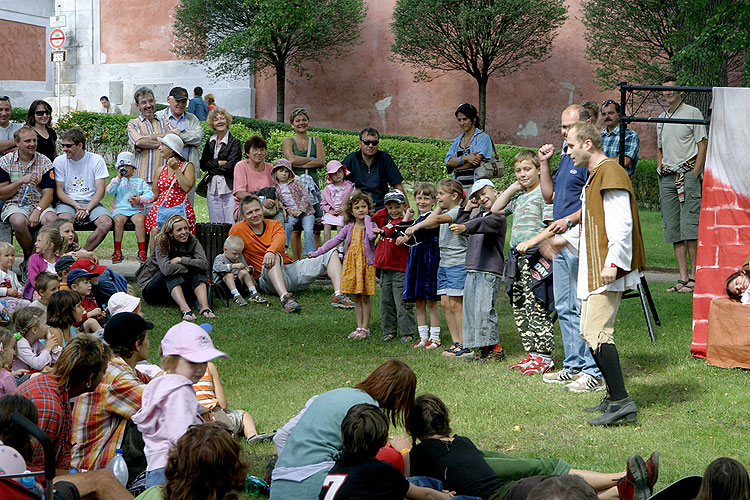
[{"x1": 372, "y1": 208, "x2": 410, "y2": 272}]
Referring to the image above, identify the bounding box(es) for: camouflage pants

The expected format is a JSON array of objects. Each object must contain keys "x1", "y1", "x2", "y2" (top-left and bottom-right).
[{"x1": 512, "y1": 255, "x2": 554, "y2": 353}]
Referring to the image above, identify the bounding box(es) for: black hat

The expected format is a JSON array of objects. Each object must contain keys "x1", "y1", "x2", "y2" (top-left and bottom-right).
[
  {"x1": 168, "y1": 87, "x2": 189, "y2": 101},
  {"x1": 103, "y1": 312, "x2": 154, "y2": 350}
]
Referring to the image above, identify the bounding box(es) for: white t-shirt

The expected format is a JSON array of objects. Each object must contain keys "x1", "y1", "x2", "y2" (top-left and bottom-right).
[{"x1": 53, "y1": 151, "x2": 109, "y2": 203}]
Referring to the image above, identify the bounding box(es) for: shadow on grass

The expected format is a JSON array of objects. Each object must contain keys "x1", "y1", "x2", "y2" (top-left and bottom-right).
[{"x1": 628, "y1": 379, "x2": 702, "y2": 409}]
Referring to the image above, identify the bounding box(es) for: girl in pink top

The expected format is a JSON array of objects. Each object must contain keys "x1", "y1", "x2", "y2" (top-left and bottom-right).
[
  {"x1": 320, "y1": 160, "x2": 355, "y2": 242},
  {"x1": 232, "y1": 136, "x2": 274, "y2": 220},
  {"x1": 132, "y1": 321, "x2": 228, "y2": 488},
  {"x1": 23, "y1": 226, "x2": 63, "y2": 300}
]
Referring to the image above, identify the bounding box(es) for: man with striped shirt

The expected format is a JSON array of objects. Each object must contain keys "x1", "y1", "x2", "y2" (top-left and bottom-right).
[{"x1": 127, "y1": 87, "x2": 179, "y2": 185}]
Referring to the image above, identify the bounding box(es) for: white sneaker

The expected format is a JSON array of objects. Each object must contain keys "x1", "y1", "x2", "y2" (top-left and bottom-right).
[
  {"x1": 566, "y1": 373, "x2": 606, "y2": 393},
  {"x1": 542, "y1": 368, "x2": 582, "y2": 385}
]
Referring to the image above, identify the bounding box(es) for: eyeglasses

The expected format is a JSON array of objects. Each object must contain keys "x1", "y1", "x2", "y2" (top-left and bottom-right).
[
  {"x1": 361, "y1": 139, "x2": 379, "y2": 146},
  {"x1": 35, "y1": 110, "x2": 51, "y2": 116},
  {"x1": 62, "y1": 143, "x2": 75, "y2": 148},
  {"x1": 188, "y1": 422, "x2": 235, "y2": 437},
  {"x1": 601, "y1": 99, "x2": 617, "y2": 108},
  {"x1": 290, "y1": 108, "x2": 307, "y2": 117}
]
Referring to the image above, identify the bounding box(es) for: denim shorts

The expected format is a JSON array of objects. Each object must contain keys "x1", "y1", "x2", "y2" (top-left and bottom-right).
[{"x1": 437, "y1": 264, "x2": 467, "y2": 296}]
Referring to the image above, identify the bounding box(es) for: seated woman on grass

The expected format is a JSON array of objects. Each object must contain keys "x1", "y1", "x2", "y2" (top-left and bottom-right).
[
  {"x1": 402, "y1": 394, "x2": 658, "y2": 500},
  {"x1": 135, "y1": 214, "x2": 216, "y2": 320}
]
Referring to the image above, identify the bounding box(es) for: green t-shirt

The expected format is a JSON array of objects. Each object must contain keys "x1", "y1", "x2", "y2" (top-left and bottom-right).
[
  {"x1": 135, "y1": 485, "x2": 163, "y2": 500},
  {"x1": 505, "y1": 188, "x2": 553, "y2": 248},
  {"x1": 290, "y1": 136, "x2": 320, "y2": 185}
]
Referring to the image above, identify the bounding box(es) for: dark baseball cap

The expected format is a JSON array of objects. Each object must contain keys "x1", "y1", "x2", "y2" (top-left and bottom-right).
[
  {"x1": 66, "y1": 268, "x2": 98, "y2": 287},
  {"x1": 103, "y1": 312, "x2": 154, "y2": 349},
  {"x1": 168, "y1": 87, "x2": 189, "y2": 101},
  {"x1": 55, "y1": 255, "x2": 76, "y2": 273}
]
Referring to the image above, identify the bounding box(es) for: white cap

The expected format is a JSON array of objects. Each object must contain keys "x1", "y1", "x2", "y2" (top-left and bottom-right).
[
  {"x1": 107, "y1": 292, "x2": 141, "y2": 316},
  {"x1": 116, "y1": 152, "x2": 136, "y2": 167},
  {"x1": 469, "y1": 179, "x2": 495, "y2": 198}
]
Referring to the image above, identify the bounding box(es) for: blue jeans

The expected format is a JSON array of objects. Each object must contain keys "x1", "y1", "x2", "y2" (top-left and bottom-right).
[
  {"x1": 285, "y1": 213, "x2": 316, "y2": 255},
  {"x1": 553, "y1": 246, "x2": 601, "y2": 377},
  {"x1": 145, "y1": 467, "x2": 166, "y2": 488},
  {"x1": 408, "y1": 476, "x2": 481, "y2": 500}
]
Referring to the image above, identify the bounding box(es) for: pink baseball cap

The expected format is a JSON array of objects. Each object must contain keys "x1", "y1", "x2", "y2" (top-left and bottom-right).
[{"x1": 161, "y1": 321, "x2": 228, "y2": 363}]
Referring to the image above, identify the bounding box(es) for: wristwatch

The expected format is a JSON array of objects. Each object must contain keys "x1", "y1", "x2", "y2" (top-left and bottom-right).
[{"x1": 564, "y1": 217, "x2": 573, "y2": 229}]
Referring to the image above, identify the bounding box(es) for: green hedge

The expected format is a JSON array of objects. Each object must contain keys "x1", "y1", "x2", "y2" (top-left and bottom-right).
[{"x1": 26, "y1": 110, "x2": 658, "y2": 208}]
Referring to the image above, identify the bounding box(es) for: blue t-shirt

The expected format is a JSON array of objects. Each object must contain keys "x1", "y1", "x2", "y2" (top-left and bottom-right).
[{"x1": 551, "y1": 148, "x2": 588, "y2": 221}]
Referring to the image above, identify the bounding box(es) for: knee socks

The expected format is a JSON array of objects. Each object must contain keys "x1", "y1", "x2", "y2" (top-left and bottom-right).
[
  {"x1": 593, "y1": 343, "x2": 628, "y2": 401},
  {"x1": 418, "y1": 325, "x2": 429, "y2": 341}
]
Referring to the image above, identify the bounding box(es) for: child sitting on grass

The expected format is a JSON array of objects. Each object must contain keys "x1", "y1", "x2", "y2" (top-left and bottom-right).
[
  {"x1": 67, "y1": 269, "x2": 105, "y2": 333},
  {"x1": 372, "y1": 190, "x2": 416, "y2": 343},
  {"x1": 212, "y1": 235, "x2": 267, "y2": 306},
  {"x1": 319, "y1": 403, "x2": 454, "y2": 500},
  {"x1": 273, "y1": 159, "x2": 316, "y2": 259},
  {"x1": 0, "y1": 328, "x2": 19, "y2": 396},
  {"x1": 0, "y1": 242, "x2": 29, "y2": 313},
  {"x1": 491, "y1": 150, "x2": 556, "y2": 376},
  {"x1": 107, "y1": 151, "x2": 154, "y2": 264},
  {"x1": 132, "y1": 321, "x2": 228, "y2": 488},
  {"x1": 45, "y1": 289, "x2": 83, "y2": 347},
  {"x1": 54, "y1": 255, "x2": 75, "y2": 290},
  {"x1": 50, "y1": 218, "x2": 97, "y2": 262},
  {"x1": 28, "y1": 271, "x2": 60, "y2": 311},
  {"x1": 193, "y1": 360, "x2": 274, "y2": 444},
  {"x1": 22, "y1": 226, "x2": 63, "y2": 300},
  {"x1": 11, "y1": 306, "x2": 59, "y2": 373}
]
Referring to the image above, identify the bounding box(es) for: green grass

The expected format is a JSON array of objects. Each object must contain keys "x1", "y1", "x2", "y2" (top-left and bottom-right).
[{"x1": 140, "y1": 284, "x2": 748, "y2": 494}]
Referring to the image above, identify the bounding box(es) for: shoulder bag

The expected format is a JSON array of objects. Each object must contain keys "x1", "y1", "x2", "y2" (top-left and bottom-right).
[{"x1": 474, "y1": 132, "x2": 505, "y2": 180}]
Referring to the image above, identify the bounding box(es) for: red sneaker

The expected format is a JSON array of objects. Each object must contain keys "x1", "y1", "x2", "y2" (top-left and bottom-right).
[
  {"x1": 112, "y1": 250, "x2": 124, "y2": 263},
  {"x1": 520, "y1": 356, "x2": 555, "y2": 375},
  {"x1": 137, "y1": 250, "x2": 148, "y2": 263},
  {"x1": 509, "y1": 353, "x2": 534, "y2": 370}
]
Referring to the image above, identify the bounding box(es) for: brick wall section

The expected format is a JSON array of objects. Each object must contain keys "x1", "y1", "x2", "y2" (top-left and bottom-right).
[{"x1": 692, "y1": 169, "x2": 750, "y2": 357}]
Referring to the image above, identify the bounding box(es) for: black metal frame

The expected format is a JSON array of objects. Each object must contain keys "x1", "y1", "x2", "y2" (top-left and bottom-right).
[{"x1": 614, "y1": 82, "x2": 713, "y2": 342}]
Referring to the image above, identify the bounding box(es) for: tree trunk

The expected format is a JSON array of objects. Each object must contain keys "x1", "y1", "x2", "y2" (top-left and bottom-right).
[
  {"x1": 476, "y1": 77, "x2": 488, "y2": 130},
  {"x1": 275, "y1": 63, "x2": 286, "y2": 122}
]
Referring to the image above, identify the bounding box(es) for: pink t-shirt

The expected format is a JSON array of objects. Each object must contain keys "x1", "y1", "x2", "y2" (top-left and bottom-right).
[{"x1": 233, "y1": 160, "x2": 274, "y2": 217}]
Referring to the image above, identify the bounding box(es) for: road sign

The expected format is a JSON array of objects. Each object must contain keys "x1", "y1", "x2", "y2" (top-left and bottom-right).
[
  {"x1": 51, "y1": 50, "x2": 66, "y2": 63},
  {"x1": 49, "y1": 29, "x2": 65, "y2": 49},
  {"x1": 50, "y1": 15, "x2": 66, "y2": 28}
]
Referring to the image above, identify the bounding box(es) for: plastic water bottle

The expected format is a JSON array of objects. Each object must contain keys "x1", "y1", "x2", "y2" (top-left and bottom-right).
[
  {"x1": 20, "y1": 473, "x2": 45, "y2": 499},
  {"x1": 244, "y1": 475, "x2": 269, "y2": 496},
  {"x1": 106, "y1": 448, "x2": 129, "y2": 486}
]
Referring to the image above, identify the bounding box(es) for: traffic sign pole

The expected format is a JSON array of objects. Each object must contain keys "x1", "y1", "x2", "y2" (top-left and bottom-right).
[{"x1": 48, "y1": 29, "x2": 66, "y2": 120}]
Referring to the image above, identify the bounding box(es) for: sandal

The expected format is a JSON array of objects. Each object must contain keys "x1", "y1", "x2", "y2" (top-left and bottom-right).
[
  {"x1": 380, "y1": 332, "x2": 397, "y2": 342},
  {"x1": 665, "y1": 280, "x2": 688, "y2": 293},
  {"x1": 353, "y1": 328, "x2": 370, "y2": 339},
  {"x1": 348, "y1": 329, "x2": 363, "y2": 339},
  {"x1": 200, "y1": 308, "x2": 217, "y2": 318},
  {"x1": 678, "y1": 278, "x2": 695, "y2": 293},
  {"x1": 181, "y1": 310, "x2": 196, "y2": 321}
]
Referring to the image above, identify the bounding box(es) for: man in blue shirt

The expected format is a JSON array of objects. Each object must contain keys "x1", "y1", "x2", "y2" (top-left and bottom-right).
[
  {"x1": 538, "y1": 104, "x2": 604, "y2": 393},
  {"x1": 342, "y1": 127, "x2": 408, "y2": 211},
  {"x1": 187, "y1": 86, "x2": 209, "y2": 121},
  {"x1": 600, "y1": 100, "x2": 640, "y2": 176}
]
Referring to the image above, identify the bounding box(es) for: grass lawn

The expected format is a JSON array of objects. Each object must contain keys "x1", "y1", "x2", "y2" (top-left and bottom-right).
[
  {"x1": 140, "y1": 282, "x2": 748, "y2": 495},
  {"x1": 55, "y1": 174, "x2": 741, "y2": 495}
]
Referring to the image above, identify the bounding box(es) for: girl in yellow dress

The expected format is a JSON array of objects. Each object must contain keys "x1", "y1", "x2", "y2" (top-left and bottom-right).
[{"x1": 309, "y1": 190, "x2": 376, "y2": 338}]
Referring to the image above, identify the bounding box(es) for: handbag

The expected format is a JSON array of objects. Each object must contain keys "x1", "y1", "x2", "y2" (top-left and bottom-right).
[
  {"x1": 196, "y1": 174, "x2": 209, "y2": 198},
  {"x1": 156, "y1": 165, "x2": 188, "y2": 230},
  {"x1": 474, "y1": 133, "x2": 505, "y2": 180}
]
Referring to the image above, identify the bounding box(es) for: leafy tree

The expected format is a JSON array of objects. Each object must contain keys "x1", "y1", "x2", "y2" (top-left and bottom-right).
[
  {"x1": 390, "y1": 0, "x2": 567, "y2": 130},
  {"x1": 581, "y1": 0, "x2": 749, "y2": 113},
  {"x1": 173, "y1": 0, "x2": 367, "y2": 121}
]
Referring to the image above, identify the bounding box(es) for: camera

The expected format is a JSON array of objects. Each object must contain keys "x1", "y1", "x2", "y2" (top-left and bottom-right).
[{"x1": 119, "y1": 168, "x2": 128, "y2": 176}]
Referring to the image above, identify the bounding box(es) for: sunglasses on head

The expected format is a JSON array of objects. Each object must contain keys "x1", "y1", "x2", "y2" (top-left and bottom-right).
[
  {"x1": 291, "y1": 108, "x2": 307, "y2": 117},
  {"x1": 361, "y1": 139, "x2": 379, "y2": 146},
  {"x1": 35, "y1": 110, "x2": 51, "y2": 116},
  {"x1": 188, "y1": 422, "x2": 235, "y2": 437},
  {"x1": 601, "y1": 99, "x2": 617, "y2": 108}
]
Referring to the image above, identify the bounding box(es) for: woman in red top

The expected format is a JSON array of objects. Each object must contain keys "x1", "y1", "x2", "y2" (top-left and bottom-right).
[{"x1": 145, "y1": 134, "x2": 196, "y2": 239}]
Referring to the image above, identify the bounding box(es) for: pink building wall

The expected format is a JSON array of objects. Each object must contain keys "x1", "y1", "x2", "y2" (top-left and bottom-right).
[
  {"x1": 0, "y1": 19, "x2": 46, "y2": 81},
  {"x1": 254, "y1": 0, "x2": 657, "y2": 157}
]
